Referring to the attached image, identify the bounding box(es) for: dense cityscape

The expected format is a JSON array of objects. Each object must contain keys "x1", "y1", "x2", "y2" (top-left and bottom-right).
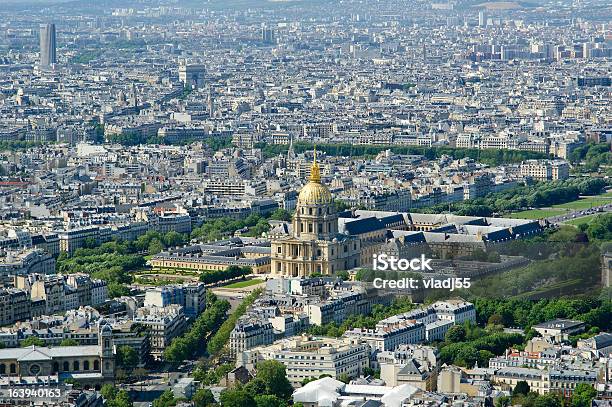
[{"x1": 0, "y1": 0, "x2": 611, "y2": 406}]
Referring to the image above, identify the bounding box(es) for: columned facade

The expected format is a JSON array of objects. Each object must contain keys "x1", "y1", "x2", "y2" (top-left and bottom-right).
[{"x1": 271, "y1": 153, "x2": 360, "y2": 277}]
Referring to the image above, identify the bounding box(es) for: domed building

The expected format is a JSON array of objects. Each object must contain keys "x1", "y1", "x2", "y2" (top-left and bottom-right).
[{"x1": 270, "y1": 152, "x2": 360, "y2": 277}]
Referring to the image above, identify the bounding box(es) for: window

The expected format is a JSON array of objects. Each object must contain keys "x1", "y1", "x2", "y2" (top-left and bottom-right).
[
  {"x1": 9, "y1": 364, "x2": 15, "y2": 374},
  {"x1": 94, "y1": 360, "x2": 100, "y2": 370},
  {"x1": 0, "y1": 364, "x2": 5, "y2": 374},
  {"x1": 63, "y1": 361, "x2": 69, "y2": 371},
  {"x1": 277, "y1": 247, "x2": 282, "y2": 253},
  {"x1": 30, "y1": 364, "x2": 41, "y2": 375},
  {"x1": 73, "y1": 361, "x2": 80, "y2": 371},
  {"x1": 84, "y1": 361, "x2": 90, "y2": 371}
]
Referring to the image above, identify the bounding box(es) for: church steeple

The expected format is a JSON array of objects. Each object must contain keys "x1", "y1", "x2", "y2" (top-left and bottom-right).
[
  {"x1": 287, "y1": 136, "x2": 296, "y2": 161},
  {"x1": 310, "y1": 146, "x2": 321, "y2": 183}
]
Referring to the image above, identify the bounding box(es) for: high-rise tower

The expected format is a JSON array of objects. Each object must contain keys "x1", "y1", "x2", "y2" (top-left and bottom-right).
[{"x1": 39, "y1": 23, "x2": 57, "y2": 67}]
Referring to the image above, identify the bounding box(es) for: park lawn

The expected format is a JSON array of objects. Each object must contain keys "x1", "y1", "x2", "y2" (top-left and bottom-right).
[
  {"x1": 551, "y1": 197, "x2": 612, "y2": 211},
  {"x1": 563, "y1": 214, "x2": 598, "y2": 227},
  {"x1": 507, "y1": 209, "x2": 565, "y2": 219},
  {"x1": 223, "y1": 279, "x2": 264, "y2": 289}
]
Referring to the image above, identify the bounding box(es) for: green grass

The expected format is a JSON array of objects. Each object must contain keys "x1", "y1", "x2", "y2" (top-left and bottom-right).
[
  {"x1": 551, "y1": 197, "x2": 612, "y2": 211},
  {"x1": 508, "y1": 191, "x2": 612, "y2": 219},
  {"x1": 222, "y1": 279, "x2": 264, "y2": 289},
  {"x1": 563, "y1": 214, "x2": 598, "y2": 227},
  {"x1": 507, "y1": 209, "x2": 565, "y2": 219}
]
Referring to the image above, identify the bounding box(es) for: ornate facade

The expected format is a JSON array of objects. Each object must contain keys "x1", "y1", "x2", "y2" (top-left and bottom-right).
[
  {"x1": 0, "y1": 323, "x2": 115, "y2": 385},
  {"x1": 271, "y1": 153, "x2": 360, "y2": 277}
]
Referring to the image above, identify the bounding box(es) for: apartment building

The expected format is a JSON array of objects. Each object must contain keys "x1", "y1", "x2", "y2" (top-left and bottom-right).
[
  {"x1": 344, "y1": 322, "x2": 426, "y2": 352},
  {"x1": 238, "y1": 336, "x2": 370, "y2": 386},
  {"x1": 520, "y1": 160, "x2": 570, "y2": 181},
  {"x1": 229, "y1": 319, "x2": 275, "y2": 357},
  {"x1": 133, "y1": 305, "x2": 187, "y2": 360},
  {"x1": 0, "y1": 288, "x2": 31, "y2": 326}
]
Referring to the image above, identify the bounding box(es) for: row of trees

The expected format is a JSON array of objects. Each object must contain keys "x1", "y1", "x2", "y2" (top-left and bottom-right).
[
  {"x1": 568, "y1": 142, "x2": 612, "y2": 172},
  {"x1": 0, "y1": 141, "x2": 46, "y2": 151},
  {"x1": 151, "y1": 360, "x2": 293, "y2": 407},
  {"x1": 199, "y1": 265, "x2": 252, "y2": 285},
  {"x1": 206, "y1": 288, "x2": 263, "y2": 356},
  {"x1": 163, "y1": 293, "x2": 230, "y2": 362},
  {"x1": 255, "y1": 141, "x2": 549, "y2": 165},
  {"x1": 417, "y1": 178, "x2": 608, "y2": 217},
  {"x1": 466, "y1": 243, "x2": 602, "y2": 299},
  {"x1": 55, "y1": 230, "x2": 189, "y2": 297},
  {"x1": 105, "y1": 132, "x2": 234, "y2": 149},
  {"x1": 439, "y1": 323, "x2": 524, "y2": 368},
  {"x1": 472, "y1": 297, "x2": 612, "y2": 332},
  {"x1": 499, "y1": 382, "x2": 598, "y2": 407},
  {"x1": 191, "y1": 208, "x2": 291, "y2": 242}
]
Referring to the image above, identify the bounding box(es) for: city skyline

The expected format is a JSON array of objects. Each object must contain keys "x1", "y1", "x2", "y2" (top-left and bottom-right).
[{"x1": 0, "y1": 0, "x2": 610, "y2": 406}]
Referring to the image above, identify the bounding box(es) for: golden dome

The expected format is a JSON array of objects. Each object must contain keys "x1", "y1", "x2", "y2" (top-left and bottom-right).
[
  {"x1": 297, "y1": 147, "x2": 333, "y2": 205},
  {"x1": 298, "y1": 181, "x2": 332, "y2": 205}
]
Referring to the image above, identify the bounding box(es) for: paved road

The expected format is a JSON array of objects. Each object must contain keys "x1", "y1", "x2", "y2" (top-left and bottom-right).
[{"x1": 546, "y1": 203, "x2": 612, "y2": 224}]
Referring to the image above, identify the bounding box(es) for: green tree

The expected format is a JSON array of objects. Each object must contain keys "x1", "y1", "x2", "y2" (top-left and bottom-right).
[
  {"x1": 254, "y1": 395, "x2": 287, "y2": 407},
  {"x1": 534, "y1": 394, "x2": 562, "y2": 407},
  {"x1": 488, "y1": 314, "x2": 504, "y2": 326},
  {"x1": 495, "y1": 396, "x2": 511, "y2": 407},
  {"x1": 101, "y1": 384, "x2": 118, "y2": 400},
  {"x1": 163, "y1": 231, "x2": 185, "y2": 247},
  {"x1": 192, "y1": 388, "x2": 216, "y2": 407},
  {"x1": 219, "y1": 389, "x2": 256, "y2": 407},
  {"x1": 336, "y1": 271, "x2": 350, "y2": 281},
  {"x1": 445, "y1": 325, "x2": 466, "y2": 342},
  {"x1": 108, "y1": 390, "x2": 134, "y2": 407},
  {"x1": 117, "y1": 345, "x2": 138, "y2": 370},
  {"x1": 148, "y1": 238, "x2": 165, "y2": 255},
  {"x1": 152, "y1": 390, "x2": 176, "y2": 407},
  {"x1": 571, "y1": 383, "x2": 597, "y2": 407},
  {"x1": 59, "y1": 338, "x2": 79, "y2": 346},
  {"x1": 82, "y1": 237, "x2": 98, "y2": 249},
  {"x1": 255, "y1": 360, "x2": 293, "y2": 400},
  {"x1": 20, "y1": 336, "x2": 45, "y2": 347},
  {"x1": 513, "y1": 380, "x2": 530, "y2": 396},
  {"x1": 269, "y1": 208, "x2": 292, "y2": 222},
  {"x1": 337, "y1": 373, "x2": 350, "y2": 384}
]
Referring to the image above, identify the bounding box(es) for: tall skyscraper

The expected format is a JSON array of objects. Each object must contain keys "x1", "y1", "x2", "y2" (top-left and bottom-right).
[
  {"x1": 39, "y1": 23, "x2": 57, "y2": 67},
  {"x1": 261, "y1": 26, "x2": 275, "y2": 45},
  {"x1": 478, "y1": 11, "x2": 486, "y2": 27}
]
